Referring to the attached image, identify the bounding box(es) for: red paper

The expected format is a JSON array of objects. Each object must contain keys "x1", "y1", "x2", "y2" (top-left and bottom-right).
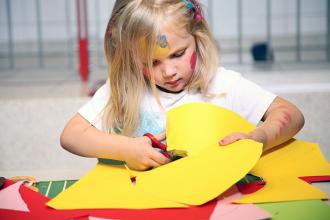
[
  {"x1": 299, "y1": 176, "x2": 330, "y2": 183},
  {"x1": 236, "y1": 175, "x2": 330, "y2": 195},
  {"x1": 236, "y1": 181, "x2": 266, "y2": 195}
]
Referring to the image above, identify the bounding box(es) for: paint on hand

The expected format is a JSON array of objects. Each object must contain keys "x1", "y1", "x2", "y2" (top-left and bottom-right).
[{"x1": 190, "y1": 51, "x2": 197, "y2": 71}]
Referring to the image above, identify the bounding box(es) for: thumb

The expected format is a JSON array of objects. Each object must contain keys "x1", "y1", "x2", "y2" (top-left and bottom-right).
[{"x1": 153, "y1": 131, "x2": 166, "y2": 141}]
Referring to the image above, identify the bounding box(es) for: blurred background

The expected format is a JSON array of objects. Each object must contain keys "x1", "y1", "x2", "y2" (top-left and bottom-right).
[{"x1": 0, "y1": 0, "x2": 329, "y2": 180}]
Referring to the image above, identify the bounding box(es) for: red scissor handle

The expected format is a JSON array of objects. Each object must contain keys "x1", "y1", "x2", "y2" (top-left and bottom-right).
[{"x1": 143, "y1": 133, "x2": 172, "y2": 159}]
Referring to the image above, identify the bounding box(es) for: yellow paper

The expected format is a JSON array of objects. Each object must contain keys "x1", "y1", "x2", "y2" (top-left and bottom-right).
[
  {"x1": 166, "y1": 102, "x2": 256, "y2": 156},
  {"x1": 134, "y1": 103, "x2": 262, "y2": 205},
  {"x1": 48, "y1": 102, "x2": 263, "y2": 209},
  {"x1": 137, "y1": 140, "x2": 262, "y2": 205},
  {"x1": 236, "y1": 139, "x2": 330, "y2": 203},
  {"x1": 47, "y1": 163, "x2": 186, "y2": 209}
]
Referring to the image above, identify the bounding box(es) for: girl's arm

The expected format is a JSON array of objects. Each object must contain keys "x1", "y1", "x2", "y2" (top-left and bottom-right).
[
  {"x1": 219, "y1": 96, "x2": 305, "y2": 151},
  {"x1": 60, "y1": 113, "x2": 170, "y2": 170}
]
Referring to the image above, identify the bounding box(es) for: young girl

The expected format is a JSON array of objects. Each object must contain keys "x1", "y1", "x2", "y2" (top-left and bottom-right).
[{"x1": 60, "y1": 0, "x2": 304, "y2": 171}]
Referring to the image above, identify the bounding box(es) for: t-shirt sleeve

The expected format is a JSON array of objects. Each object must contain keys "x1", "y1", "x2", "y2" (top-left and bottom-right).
[
  {"x1": 78, "y1": 80, "x2": 110, "y2": 130},
  {"x1": 227, "y1": 71, "x2": 276, "y2": 125},
  {"x1": 231, "y1": 77, "x2": 276, "y2": 125},
  {"x1": 211, "y1": 67, "x2": 276, "y2": 125}
]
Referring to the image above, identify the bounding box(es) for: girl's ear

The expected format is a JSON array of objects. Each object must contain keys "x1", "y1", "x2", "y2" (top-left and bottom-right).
[{"x1": 143, "y1": 66, "x2": 150, "y2": 79}]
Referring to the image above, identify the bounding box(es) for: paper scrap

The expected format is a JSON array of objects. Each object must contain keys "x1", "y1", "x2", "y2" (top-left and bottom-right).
[
  {"x1": 137, "y1": 140, "x2": 262, "y2": 205},
  {"x1": 47, "y1": 164, "x2": 186, "y2": 209},
  {"x1": 257, "y1": 200, "x2": 330, "y2": 220},
  {"x1": 210, "y1": 186, "x2": 272, "y2": 220},
  {"x1": 236, "y1": 139, "x2": 330, "y2": 203},
  {"x1": 0, "y1": 181, "x2": 29, "y2": 212}
]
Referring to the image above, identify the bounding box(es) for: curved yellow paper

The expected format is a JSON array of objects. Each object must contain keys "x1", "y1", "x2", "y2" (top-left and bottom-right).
[
  {"x1": 137, "y1": 140, "x2": 262, "y2": 205},
  {"x1": 134, "y1": 102, "x2": 262, "y2": 205},
  {"x1": 166, "y1": 102, "x2": 256, "y2": 156},
  {"x1": 236, "y1": 139, "x2": 330, "y2": 203},
  {"x1": 47, "y1": 164, "x2": 186, "y2": 209}
]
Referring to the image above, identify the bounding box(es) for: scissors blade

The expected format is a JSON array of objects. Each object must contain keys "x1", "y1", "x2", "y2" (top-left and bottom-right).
[{"x1": 168, "y1": 149, "x2": 188, "y2": 158}]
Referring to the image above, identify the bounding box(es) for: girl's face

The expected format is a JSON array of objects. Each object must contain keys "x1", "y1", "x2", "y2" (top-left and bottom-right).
[{"x1": 144, "y1": 23, "x2": 197, "y2": 93}]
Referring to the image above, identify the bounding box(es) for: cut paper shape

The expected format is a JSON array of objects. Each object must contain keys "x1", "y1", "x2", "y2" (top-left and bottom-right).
[
  {"x1": 48, "y1": 139, "x2": 261, "y2": 209},
  {"x1": 47, "y1": 164, "x2": 186, "y2": 209},
  {"x1": 256, "y1": 200, "x2": 330, "y2": 220},
  {"x1": 0, "y1": 182, "x2": 29, "y2": 212},
  {"x1": 1, "y1": 179, "x2": 217, "y2": 220},
  {"x1": 210, "y1": 186, "x2": 272, "y2": 220},
  {"x1": 48, "y1": 102, "x2": 262, "y2": 209},
  {"x1": 166, "y1": 102, "x2": 256, "y2": 156},
  {"x1": 236, "y1": 175, "x2": 330, "y2": 197},
  {"x1": 136, "y1": 140, "x2": 262, "y2": 205},
  {"x1": 236, "y1": 139, "x2": 330, "y2": 203}
]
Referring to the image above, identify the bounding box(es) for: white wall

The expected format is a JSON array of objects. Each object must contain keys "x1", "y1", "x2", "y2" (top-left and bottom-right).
[
  {"x1": 0, "y1": 0, "x2": 327, "y2": 43},
  {"x1": 211, "y1": 0, "x2": 327, "y2": 38}
]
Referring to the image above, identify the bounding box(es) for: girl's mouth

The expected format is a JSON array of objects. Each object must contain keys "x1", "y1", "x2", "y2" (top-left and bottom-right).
[{"x1": 166, "y1": 79, "x2": 180, "y2": 86}]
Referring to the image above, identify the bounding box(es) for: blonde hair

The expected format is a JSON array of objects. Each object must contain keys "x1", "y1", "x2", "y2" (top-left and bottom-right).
[{"x1": 103, "y1": 0, "x2": 219, "y2": 136}]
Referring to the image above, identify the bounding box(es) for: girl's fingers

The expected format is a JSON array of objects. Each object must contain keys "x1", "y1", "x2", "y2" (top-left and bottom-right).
[
  {"x1": 146, "y1": 158, "x2": 162, "y2": 169},
  {"x1": 219, "y1": 132, "x2": 249, "y2": 146},
  {"x1": 127, "y1": 158, "x2": 161, "y2": 171},
  {"x1": 153, "y1": 131, "x2": 166, "y2": 141},
  {"x1": 150, "y1": 149, "x2": 171, "y2": 165}
]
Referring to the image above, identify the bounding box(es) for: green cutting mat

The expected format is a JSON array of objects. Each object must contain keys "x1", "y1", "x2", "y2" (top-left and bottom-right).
[{"x1": 37, "y1": 180, "x2": 77, "y2": 198}]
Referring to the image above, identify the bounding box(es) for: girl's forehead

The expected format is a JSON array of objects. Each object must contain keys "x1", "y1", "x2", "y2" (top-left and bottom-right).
[
  {"x1": 161, "y1": 22, "x2": 191, "y2": 42},
  {"x1": 155, "y1": 23, "x2": 192, "y2": 55},
  {"x1": 139, "y1": 22, "x2": 193, "y2": 62}
]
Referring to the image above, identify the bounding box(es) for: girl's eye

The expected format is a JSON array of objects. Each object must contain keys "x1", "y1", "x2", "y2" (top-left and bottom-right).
[
  {"x1": 173, "y1": 49, "x2": 186, "y2": 58},
  {"x1": 152, "y1": 60, "x2": 160, "y2": 66}
]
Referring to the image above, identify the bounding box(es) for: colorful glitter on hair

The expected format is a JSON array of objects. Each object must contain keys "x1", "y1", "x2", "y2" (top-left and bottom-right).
[{"x1": 182, "y1": 0, "x2": 203, "y2": 22}]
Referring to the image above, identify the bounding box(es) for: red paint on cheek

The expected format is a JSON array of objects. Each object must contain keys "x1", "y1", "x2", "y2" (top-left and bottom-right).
[{"x1": 190, "y1": 51, "x2": 197, "y2": 71}]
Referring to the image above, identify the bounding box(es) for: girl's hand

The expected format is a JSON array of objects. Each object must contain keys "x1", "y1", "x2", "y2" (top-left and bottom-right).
[
  {"x1": 218, "y1": 128, "x2": 267, "y2": 146},
  {"x1": 124, "y1": 132, "x2": 171, "y2": 171}
]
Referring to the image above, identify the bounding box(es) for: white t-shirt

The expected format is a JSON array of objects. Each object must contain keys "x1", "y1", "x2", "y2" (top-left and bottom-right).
[{"x1": 78, "y1": 67, "x2": 276, "y2": 136}]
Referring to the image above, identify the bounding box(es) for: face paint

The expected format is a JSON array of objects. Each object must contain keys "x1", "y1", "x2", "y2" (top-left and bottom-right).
[
  {"x1": 158, "y1": 35, "x2": 168, "y2": 48},
  {"x1": 154, "y1": 35, "x2": 170, "y2": 58},
  {"x1": 190, "y1": 51, "x2": 197, "y2": 71},
  {"x1": 139, "y1": 35, "x2": 170, "y2": 77}
]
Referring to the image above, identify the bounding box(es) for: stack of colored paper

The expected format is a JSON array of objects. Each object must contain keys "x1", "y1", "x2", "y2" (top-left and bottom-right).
[{"x1": 2, "y1": 102, "x2": 329, "y2": 219}]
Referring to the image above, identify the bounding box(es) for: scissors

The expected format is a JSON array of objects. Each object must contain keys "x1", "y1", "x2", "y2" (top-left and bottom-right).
[{"x1": 143, "y1": 133, "x2": 187, "y2": 160}]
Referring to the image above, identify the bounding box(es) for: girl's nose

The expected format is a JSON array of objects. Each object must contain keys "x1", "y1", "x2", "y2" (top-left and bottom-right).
[{"x1": 162, "y1": 65, "x2": 177, "y2": 78}]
